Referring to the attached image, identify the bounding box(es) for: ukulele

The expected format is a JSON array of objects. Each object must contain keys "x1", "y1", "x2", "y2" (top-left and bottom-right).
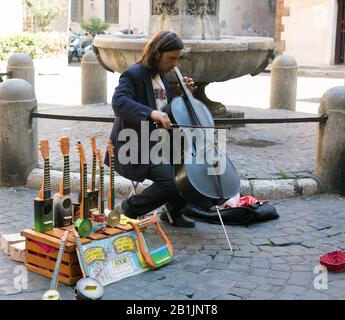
[
  {"x1": 74, "y1": 142, "x2": 92, "y2": 238},
  {"x1": 42, "y1": 230, "x2": 69, "y2": 300},
  {"x1": 53, "y1": 137, "x2": 73, "y2": 228},
  {"x1": 91, "y1": 148, "x2": 106, "y2": 233},
  {"x1": 104, "y1": 140, "x2": 120, "y2": 227},
  {"x1": 72, "y1": 228, "x2": 104, "y2": 300},
  {"x1": 34, "y1": 139, "x2": 54, "y2": 232},
  {"x1": 87, "y1": 137, "x2": 99, "y2": 212}
]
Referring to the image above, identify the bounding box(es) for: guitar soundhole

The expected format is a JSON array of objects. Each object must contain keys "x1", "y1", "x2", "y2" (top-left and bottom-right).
[
  {"x1": 63, "y1": 198, "x2": 72, "y2": 209},
  {"x1": 45, "y1": 204, "x2": 52, "y2": 214}
]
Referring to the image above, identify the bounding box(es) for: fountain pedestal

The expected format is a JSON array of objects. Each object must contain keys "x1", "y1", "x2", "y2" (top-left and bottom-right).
[{"x1": 193, "y1": 83, "x2": 245, "y2": 126}]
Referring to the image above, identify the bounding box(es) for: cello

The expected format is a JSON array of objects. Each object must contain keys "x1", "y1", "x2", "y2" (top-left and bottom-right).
[{"x1": 164, "y1": 66, "x2": 240, "y2": 209}]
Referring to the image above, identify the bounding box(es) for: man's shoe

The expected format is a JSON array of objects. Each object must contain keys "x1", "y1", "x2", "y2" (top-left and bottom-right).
[
  {"x1": 118, "y1": 200, "x2": 138, "y2": 219},
  {"x1": 160, "y1": 211, "x2": 195, "y2": 228}
]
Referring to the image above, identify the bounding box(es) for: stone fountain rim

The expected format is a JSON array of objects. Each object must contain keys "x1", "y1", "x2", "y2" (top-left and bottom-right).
[{"x1": 93, "y1": 34, "x2": 274, "y2": 52}]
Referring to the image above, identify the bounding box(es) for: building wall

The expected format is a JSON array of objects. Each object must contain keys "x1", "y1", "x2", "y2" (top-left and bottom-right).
[
  {"x1": 70, "y1": 0, "x2": 150, "y2": 34},
  {"x1": 282, "y1": 0, "x2": 338, "y2": 66},
  {"x1": 52, "y1": 0, "x2": 70, "y2": 33},
  {"x1": 0, "y1": 0, "x2": 23, "y2": 36},
  {"x1": 83, "y1": 0, "x2": 105, "y2": 21},
  {"x1": 219, "y1": 0, "x2": 276, "y2": 37},
  {"x1": 113, "y1": 0, "x2": 276, "y2": 36},
  {"x1": 67, "y1": 0, "x2": 340, "y2": 66},
  {"x1": 70, "y1": 0, "x2": 275, "y2": 36},
  {"x1": 117, "y1": 0, "x2": 150, "y2": 34}
]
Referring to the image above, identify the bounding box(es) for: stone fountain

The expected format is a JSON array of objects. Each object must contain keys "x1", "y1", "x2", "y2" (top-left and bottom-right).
[{"x1": 93, "y1": 0, "x2": 274, "y2": 116}]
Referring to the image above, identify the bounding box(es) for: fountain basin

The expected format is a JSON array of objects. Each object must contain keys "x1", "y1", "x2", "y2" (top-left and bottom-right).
[
  {"x1": 93, "y1": 34, "x2": 274, "y2": 115},
  {"x1": 93, "y1": 34, "x2": 274, "y2": 81}
]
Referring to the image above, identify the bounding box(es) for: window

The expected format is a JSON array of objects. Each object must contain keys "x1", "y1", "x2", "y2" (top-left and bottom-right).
[
  {"x1": 71, "y1": 0, "x2": 84, "y2": 22},
  {"x1": 105, "y1": 0, "x2": 119, "y2": 24}
]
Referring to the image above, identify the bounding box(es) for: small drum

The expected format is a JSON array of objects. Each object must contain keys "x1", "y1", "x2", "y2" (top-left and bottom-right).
[
  {"x1": 42, "y1": 289, "x2": 61, "y2": 300},
  {"x1": 74, "y1": 218, "x2": 92, "y2": 238},
  {"x1": 75, "y1": 278, "x2": 104, "y2": 300},
  {"x1": 104, "y1": 209, "x2": 120, "y2": 227}
]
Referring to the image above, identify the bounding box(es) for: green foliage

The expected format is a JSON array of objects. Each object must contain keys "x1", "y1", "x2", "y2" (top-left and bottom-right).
[
  {"x1": 0, "y1": 32, "x2": 68, "y2": 61},
  {"x1": 24, "y1": 0, "x2": 67, "y2": 32},
  {"x1": 279, "y1": 170, "x2": 289, "y2": 180},
  {"x1": 80, "y1": 17, "x2": 110, "y2": 36}
]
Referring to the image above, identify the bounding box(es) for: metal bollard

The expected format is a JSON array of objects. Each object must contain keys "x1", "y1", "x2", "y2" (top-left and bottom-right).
[
  {"x1": 7, "y1": 53, "x2": 35, "y2": 91},
  {"x1": 315, "y1": 86, "x2": 345, "y2": 194},
  {"x1": 0, "y1": 79, "x2": 38, "y2": 186},
  {"x1": 270, "y1": 55, "x2": 297, "y2": 111},
  {"x1": 81, "y1": 51, "x2": 107, "y2": 105}
]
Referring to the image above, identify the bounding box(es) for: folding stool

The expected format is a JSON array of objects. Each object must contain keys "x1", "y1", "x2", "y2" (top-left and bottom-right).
[{"x1": 129, "y1": 180, "x2": 174, "y2": 223}]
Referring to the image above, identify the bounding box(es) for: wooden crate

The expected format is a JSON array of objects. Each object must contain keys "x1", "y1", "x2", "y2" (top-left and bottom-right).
[{"x1": 20, "y1": 223, "x2": 133, "y2": 286}]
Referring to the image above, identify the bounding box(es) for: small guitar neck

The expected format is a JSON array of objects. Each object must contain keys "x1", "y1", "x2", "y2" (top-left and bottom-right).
[
  {"x1": 77, "y1": 142, "x2": 89, "y2": 220},
  {"x1": 90, "y1": 151, "x2": 97, "y2": 192},
  {"x1": 99, "y1": 167, "x2": 105, "y2": 214},
  {"x1": 42, "y1": 159, "x2": 51, "y2": 199},
  {"x1": 81, "y1": 164, "x2": 88, "y2": 219},
  {"x1": 96, "y1": 148, "x2": 105, "y2": 215},
  {"x1": 74, "y1": 231, "x2": 90, "y2": 278},
  {"x1": 38, "y1": 140, "x2": 51, "y2": 200},
  {"x1": 58, "y1": 137, "x2": 71, "y2": 196},
  {"x1": 50, "y1": 231, "x2": 69, "y2": 290},
  {"x1": 61, "y1": 155, "x2": 71, "y2": 195},
  {"x1": 106, "y1": 140, "x2": 116, "y2": 211},
  {"x1": 108, "y1": 156, "x2": 115, "y2": 210},
  {"x1": 90, "y1": 137, "x2": 97, "y2": 192}
]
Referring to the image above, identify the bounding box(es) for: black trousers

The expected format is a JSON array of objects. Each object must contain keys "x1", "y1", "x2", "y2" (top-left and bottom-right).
[{"x1": 122, "y1": 163, "x2": 187, "y2": 217}]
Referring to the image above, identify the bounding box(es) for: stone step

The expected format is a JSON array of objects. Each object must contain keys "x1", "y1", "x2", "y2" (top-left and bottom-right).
[{"x1": 26, "y1": 168, "x2": 320, "y2": 200}]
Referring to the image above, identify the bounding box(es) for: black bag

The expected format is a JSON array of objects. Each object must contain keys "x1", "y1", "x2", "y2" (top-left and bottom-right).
[{"x1": 181, "y1": 202, "x2": 279, "y2": 226}]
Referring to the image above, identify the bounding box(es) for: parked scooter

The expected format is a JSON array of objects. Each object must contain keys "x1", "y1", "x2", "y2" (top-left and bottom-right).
[{"x1": 68, "y1": 32, "x2": 93, "y2": 63}]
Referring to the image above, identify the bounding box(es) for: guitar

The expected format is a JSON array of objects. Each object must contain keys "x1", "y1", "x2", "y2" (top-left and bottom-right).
[
  {"x1": 72, "y1": 228, "x2": 104, "y2": 300},
  {"x1": 91, "y1": 148, "x2": 106, "y2": 233},
  {"x1": 42, "y1": 230, "x2": 69, "y2": 300},
  {"x1": 128, "y1": 213, "x2": 173, "y2": 270},
  {"x1": 74, "y1": 142, "x2": 92, "y2": 238},
  {"x1": 87, "y1": 137, "x2": 99, "y2": 213},
  {"x1": 34, "y1": 139, "x2": 54, "y2": 232},
  {"x1": 53, "y1": 137, "x2": 73, "y2": 228},
  {"x1": 104, "y1": 140, "x2": 120, "y2": 227}
]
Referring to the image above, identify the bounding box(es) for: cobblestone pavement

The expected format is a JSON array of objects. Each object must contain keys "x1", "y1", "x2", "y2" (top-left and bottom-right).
[
  {"x1": 37, "y1": 103, "x2": 317, "y2": 181},
  {"x1": 0, "y1": 187, "x2": 344, "y2": 300}
]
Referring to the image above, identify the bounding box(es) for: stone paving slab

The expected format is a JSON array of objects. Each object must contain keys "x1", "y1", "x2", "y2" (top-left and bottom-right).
[{"x1": 0, "y1": 187, "x2": 345, "y2": 300}]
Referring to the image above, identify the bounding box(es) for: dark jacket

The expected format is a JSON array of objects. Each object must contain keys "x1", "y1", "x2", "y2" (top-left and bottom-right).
[{"x1": 107, "y1": 63, "x2": 173, "y2": 182}]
